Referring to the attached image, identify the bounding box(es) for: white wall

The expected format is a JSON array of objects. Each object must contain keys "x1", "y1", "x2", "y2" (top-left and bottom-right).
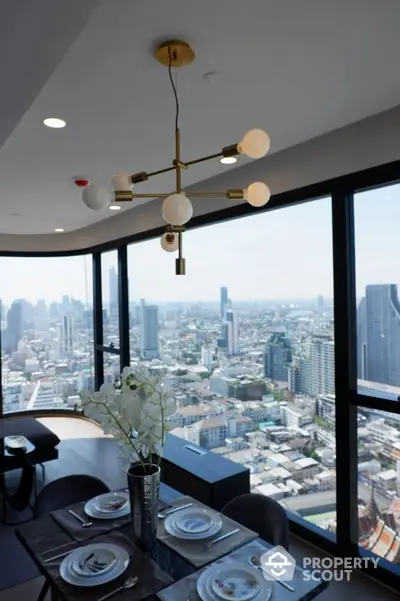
[{"x1": 1, "y1": 105, "x2": 400, "y2": 253}]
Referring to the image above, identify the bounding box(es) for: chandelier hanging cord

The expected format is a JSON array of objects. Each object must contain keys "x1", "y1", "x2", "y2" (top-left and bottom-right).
[{"x1": 168, "y1": 46, "x2": 180, "y2": 135}]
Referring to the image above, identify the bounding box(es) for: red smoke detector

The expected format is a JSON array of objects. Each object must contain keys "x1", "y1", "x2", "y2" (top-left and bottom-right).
[{"x1": 74, "y1": 178, "x2": 89, "y2": 188}]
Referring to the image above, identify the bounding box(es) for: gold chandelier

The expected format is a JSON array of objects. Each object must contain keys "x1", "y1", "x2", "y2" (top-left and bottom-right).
[{"x1": 82, "y1": 40, "x2": 271, "y2": 274}]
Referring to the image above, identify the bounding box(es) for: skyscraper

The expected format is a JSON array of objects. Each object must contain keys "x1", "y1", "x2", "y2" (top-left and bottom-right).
[
  {"x1": 63, "y1": 314, "x2": 74, "y2": 355},
  {"x1": 357, "y1": 284, "x2": 400, "y2": 386},
  {"x1": 109, "y1": 266, "x2": 118, "y2": 311},
  {"x1": 264, "y1": 333, "x2": 292, "y2": 381},
  {"x1": 317, "y1": 295, "x2": 325, "y2": 312},
  {"x1": 140, "y1": 299, "x2": 159, "y2": 359},
  {"x1": 220, "y1": 287, "x2": 228, "y2": 318},
  {"x1": 3, "y1": 301, "x2": 23, "y2": 353},
  {"x1": 226, "y1": 309, "x2": 238, "y2": 356}
]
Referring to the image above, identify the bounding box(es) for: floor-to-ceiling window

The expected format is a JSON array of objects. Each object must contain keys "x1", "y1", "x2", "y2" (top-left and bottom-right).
[
  {"x1": 354, "y1": 183, "x2": 400, "y2": 568},
  {"x1": 127, "y1": 195, "x2": 336, "y2": 533},
  {"x1": 0, "y1": 254, "x2": 93, "y2": 413}
]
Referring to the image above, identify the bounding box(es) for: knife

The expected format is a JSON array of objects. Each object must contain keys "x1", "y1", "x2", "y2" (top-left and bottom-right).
[
  {"x1": 208, "y1": 528, "x2": 240, "y2": 547},
  {"x1": 158, "y1": 502, "x2": 193, "y2": 518}
]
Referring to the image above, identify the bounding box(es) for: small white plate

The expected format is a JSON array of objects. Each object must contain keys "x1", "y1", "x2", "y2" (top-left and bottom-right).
[
  {"x1": 174, "y1": 509, "x2": 217, "y2": 534},
  {"x1": 165, "y1": 510, "x2": 222, "y2": 541},
  {"x1": 60, "y1": 544, "x2": 129, "y2": 587},
  {"x1": 72, "y1": 546, "x2": 118, "y2": 578},
  {"x1": 197, "y1": 563, "x2": 272, "y2": 601},
  {"x1": 84, "y1": 493, "x2": 130, "y2": 520}
]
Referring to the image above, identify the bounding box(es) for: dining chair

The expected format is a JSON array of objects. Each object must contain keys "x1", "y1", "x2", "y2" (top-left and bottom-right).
[
  {"x1": 221, "y1": 492, "x2": 290, "y2": 550},
  {"x1": 34, "y1": 474, "x2": 110, "y2": 601}
]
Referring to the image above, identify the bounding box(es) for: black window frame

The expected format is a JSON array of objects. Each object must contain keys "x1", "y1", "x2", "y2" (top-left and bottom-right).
[{"x1": 1, "y1": 158, "x2": 400, "y2": 590}]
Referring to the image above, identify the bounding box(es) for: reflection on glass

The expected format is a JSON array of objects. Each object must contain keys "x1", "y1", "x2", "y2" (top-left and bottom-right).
[
  {"x1": 358, "y1": 408, "x2": 400, "y2": 563},
  {"x1": 128, "y1": 197, "x2": 336, "y2": 533},
  {"x1": 0, "y1": 255, "x2": 93, "y2": 413},
  {"x1": 355, "y1": 184, "x2": 400, "y2": 402},
  {"x1": 101, "y1": 250, "x2": 119, "y2": 348}
]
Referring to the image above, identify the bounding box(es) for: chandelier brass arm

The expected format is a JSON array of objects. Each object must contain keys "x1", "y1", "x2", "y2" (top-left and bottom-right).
[{"x1": 115, "y1": 189, "x2": 245, "y2": 202}]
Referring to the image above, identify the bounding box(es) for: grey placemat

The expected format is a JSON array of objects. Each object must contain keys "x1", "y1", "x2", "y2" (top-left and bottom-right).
[
  {"x1": 39, "y1": 526, "x2": 173, "y2": 601},
  {"x1": 51, "y1": 501, "x2": 132, "y2": 542},
  {"x1": 158, "y1": 539, "x2": 328, "y2": 601},
  {"x1": 157, "y1": 496, "x2": 258, "y2": 568}
]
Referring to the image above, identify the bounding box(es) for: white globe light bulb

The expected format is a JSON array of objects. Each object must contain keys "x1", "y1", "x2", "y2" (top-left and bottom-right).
[
  {"x1": 162, "y1": 193, "x2": 193, "y2": 226},
  {"x1": 239, "y1": 129, "x2": 270, "y2": 159},
  {"x1": 112, "y1": 172, "x2": 132, "y2": 191},
  {"x1": 160, "y1": 232, "x2": 179, "y2": 252},
  {"x1": 244, "y1": 182, "x2": 271, "y2": 207},
  {"x1": 82, "y1": 184, "x2": 112, "y2": 211}
]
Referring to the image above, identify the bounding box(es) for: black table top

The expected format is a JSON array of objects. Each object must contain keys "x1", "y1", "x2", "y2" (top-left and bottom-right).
[{"x1": 16, "y1": 483, "x2": 328, "y2": 601}]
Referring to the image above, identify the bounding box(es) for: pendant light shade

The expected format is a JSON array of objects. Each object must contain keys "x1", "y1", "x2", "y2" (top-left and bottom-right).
[
  {"x1": 82, "y1": 184, "x2": 112, "y2": 211},
  {"x1": 239, "y1": 129, "x2": 270, "y2": 159},
  {"x1": 162, "y1": 193, "x2": 193, "y2": 226},
  {"x1": 244, "y1": 181, "x2": 271, "y2": 207}
]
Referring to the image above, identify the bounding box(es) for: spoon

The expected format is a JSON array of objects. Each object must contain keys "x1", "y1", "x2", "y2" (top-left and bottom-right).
[
  {"x1": 68, "y1": 509, "x2": 93, "y2": 528},
  {"x1": 248, "y1": 555, "x2": 295, "y2": 592},
  {"x1": 97, "y1": 576, "x2": 138, "y2": 601}
]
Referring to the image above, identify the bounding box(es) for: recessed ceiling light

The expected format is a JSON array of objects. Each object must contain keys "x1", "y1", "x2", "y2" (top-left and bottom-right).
[
  {"x1": 43, "y1": 117, "x2": 66, "y2": 129},
  {"x1": 109, "y1": 204, "x2": 121, "y2": 211},
  {"x1": 54, "y1": 228, "x2": 64, "y2": 232},
  {"x1": 220, "y1": 156, "x2": 237, "y2": 165}
]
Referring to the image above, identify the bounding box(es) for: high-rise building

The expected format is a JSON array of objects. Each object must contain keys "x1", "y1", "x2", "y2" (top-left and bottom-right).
[
  {"x1": 201, "y1": 344, "x2": 213, "y2": 371},
  {"x1": 317, "y1": 295, "x2": 325, "y2": 312},
  {"x1": 220, "y1": 287, "x2": 228, "y2": 318},
  {"x1": 3, "y1": 301, "x2": 23, "y2": 353},
  {"x1": 109, "y1": 266, "x2": 118, "y2": 311},
  {"x1": 264, "y1": 333, "x2": 292, "y2": 382},
  {"x1": 294, "y1": 335, "x2": 335, "y2": 397},
  {"x1": 357, "y1": 284, "x2": 400, "y2": 386},
  {"x1": 140, "y1": 300, "x2": 159, "y2": 359},
  {"x1": 63, "y1": 314, "x2": 74, "y2": 355},
  {"x1": 226, "y1": 309, "x2": 238, "y2": 356},
  {"x1": 309, "y1": 335, "x2": 335, "y2": 397}
]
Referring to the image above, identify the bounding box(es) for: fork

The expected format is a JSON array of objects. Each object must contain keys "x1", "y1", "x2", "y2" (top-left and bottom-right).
[
  {"x1": 68, "y1": 509, "x2": 92, "y2": 528},
  {"x1": 97, "y1": 576, "x2": 138, "y2": 601}
]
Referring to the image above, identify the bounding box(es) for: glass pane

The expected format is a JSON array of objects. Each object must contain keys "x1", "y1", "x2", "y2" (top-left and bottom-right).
[
  {"x1": 358, "y1": 408, "x2": 400, "y2": 566},
  {"x1": 102, "y1": 352, "x2": 121, "y2": 384},
  {"x1": 128, "y1": 197, "x2": 336, "y2": 533},
  {"x1": 101, "y1": 250, "x2": 119, "y2": 348},
  {"x1": 355, "y1": 184, "x2": 400, "y2": 401},
  {"x1": 0, "y1": 255, "x2": 93, "y2": 413}
]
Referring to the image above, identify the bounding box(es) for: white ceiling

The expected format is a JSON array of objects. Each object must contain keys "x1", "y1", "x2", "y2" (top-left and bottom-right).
[{"x1": 1, "y1": 0, "x2": 400, "y2": 235}]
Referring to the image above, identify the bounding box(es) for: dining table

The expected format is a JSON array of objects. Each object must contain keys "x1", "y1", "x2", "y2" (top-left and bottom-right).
[{"x1": 15, "y1": 483, "x2": 329, "y2": 601}]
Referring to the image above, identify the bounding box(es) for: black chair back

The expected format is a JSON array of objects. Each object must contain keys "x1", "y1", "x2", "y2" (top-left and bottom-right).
[
  {"x1": 34, "y1": 474, "x2": 110, "y2": 518},
  {"x1": 222, "y1": 493, "x2": 289, "y2": 550}
]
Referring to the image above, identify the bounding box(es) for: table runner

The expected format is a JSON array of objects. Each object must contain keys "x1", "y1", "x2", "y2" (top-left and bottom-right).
[
  {"x1": 52, "y1": 496, "x2": 172, "y2": 542},
  {"x1": 157, "y1": 539, "x2": 328, "y2": 601},
  {"x1": 157, "y1": 496, "x2": 258, "y2": 568},
  {"x1": 39, "y1": 528, "x2": 173, "y2": 601}
]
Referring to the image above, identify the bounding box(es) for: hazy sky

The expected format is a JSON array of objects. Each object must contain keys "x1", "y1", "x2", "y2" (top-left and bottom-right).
[{"x1": 0, "y1": 184, "x2": 398, "y2": 305}]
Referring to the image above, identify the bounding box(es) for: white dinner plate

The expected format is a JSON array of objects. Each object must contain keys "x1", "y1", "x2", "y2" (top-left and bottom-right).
[
  {"x1": 71, "y1": 545, "x2": 118, "y2": 578},
  {"x1": 197, "y1": 563, "x2": 272, "y2": 601},
  {"x1": 84, "y1": 492, "x2": 130, "y2": 520},
  {"x1": 60, "y1": 544, "x2": 129, "y2": 587},
  {"x1": 174, "y1": 509, "x2": 218, "y2": 534},
  {"x1": 165, "y1": 509, "x2": 222, "y2": 540}
]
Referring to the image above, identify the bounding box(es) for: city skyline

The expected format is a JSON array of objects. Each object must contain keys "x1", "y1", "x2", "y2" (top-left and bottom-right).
[{"x1": 0, "y1": 184, "x2": 398, "y2": 304}]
